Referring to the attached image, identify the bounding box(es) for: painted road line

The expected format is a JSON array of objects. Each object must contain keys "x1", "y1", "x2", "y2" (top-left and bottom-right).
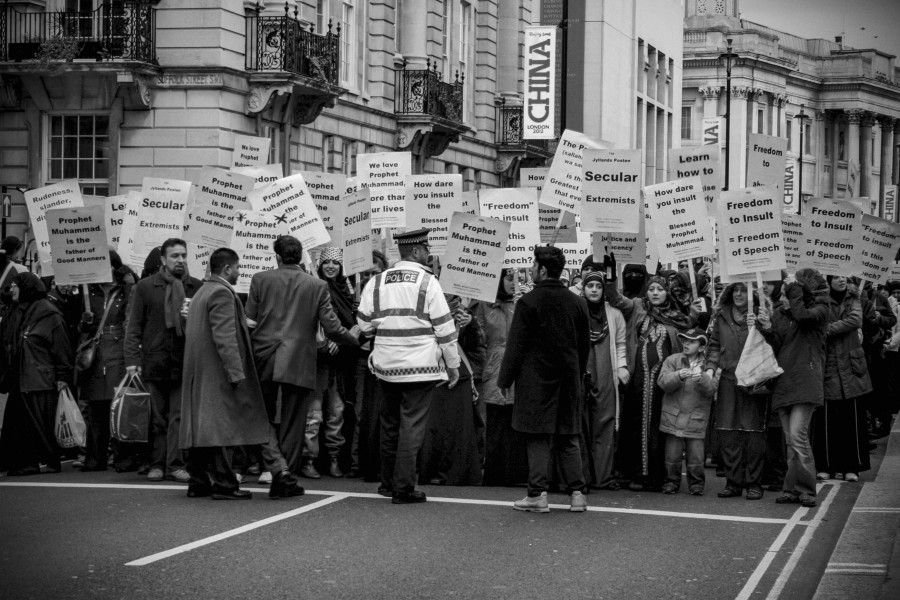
[
  {"x1": 824, "y1": 562, "x2": 887, "y2": 575},
  {"x1": 852, "y1": 507, "x2": 900, "y2": 513},
  {"x1": 762, "y1": 482, "x2": 841, "y2": 600},
  {"x1": 734, "y1": 506, "x2": 808, "y2": 600},
  {"x1": 125, "y1": 494, "x2": 349, "y2": 567}
]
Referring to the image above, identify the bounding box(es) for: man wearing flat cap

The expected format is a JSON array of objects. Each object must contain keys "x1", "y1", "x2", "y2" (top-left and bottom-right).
[{"x1": 357, "y1": 228, "x2": 460, "y2": 504}]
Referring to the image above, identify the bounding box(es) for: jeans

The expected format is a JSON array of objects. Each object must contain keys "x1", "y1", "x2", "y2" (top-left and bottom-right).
[
  {"x1": 147, "y1": 380, "x2": 185, "y2": 473},
  {"x1": 526, "y1": 433, "x2": 585, "y2": 496},
  {"x1": 304, "y1": 384, "x2": 345, "y2": 460},
  {"x1": 778, "y1": 403, "x2": 817, "y2": 497},
  {"x1": 379, "y1": 379, "x2": 436, "y2": 493},
  {"x1": 663, "y1": 434, "x2": 705, "y2": 489}
]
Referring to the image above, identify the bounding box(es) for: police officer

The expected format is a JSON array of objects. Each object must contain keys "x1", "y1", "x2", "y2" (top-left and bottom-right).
[{"x1": 356, "y1": 229, "x2": 460, "y2": 504}]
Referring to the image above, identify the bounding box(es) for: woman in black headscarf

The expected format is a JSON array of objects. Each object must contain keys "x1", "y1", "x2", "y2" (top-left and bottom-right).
[{"x1": 0, "y1": 272, "x2": 73, "y2": 475}]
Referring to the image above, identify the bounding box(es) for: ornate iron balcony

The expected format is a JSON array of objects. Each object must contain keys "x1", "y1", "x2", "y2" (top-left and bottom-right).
[
  {"x1": 395, "y1": 60, "x2": 464, "y2": 123},
  {"x1": 245, "y1": 5, "x2": 339, "y2": 85},
  {"x1": 496, "y1": 104, "x2": 553, "y2": 155},
  {"x1": 0, "y1": 1, "x2": 156, "y2": 63}
]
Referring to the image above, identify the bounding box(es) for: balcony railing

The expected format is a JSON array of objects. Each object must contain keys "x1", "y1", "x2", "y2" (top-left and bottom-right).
[
  {"x1": 495, "y1": 104, "x2": 552, "y2": 154},
  {"x1": 0, "y1": 1, "x2": 156, "y2": 63},
  {"x1": 395, "y1": 60, "x2": 464, "y2": 123},
  {"x1": 245, "y1": 8, "x2": 339, "y2": 85}
]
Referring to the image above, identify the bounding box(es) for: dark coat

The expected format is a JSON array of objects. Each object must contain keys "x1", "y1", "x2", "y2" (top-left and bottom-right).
[
  {"x1": 4, "y1": 299, "x2": 73, "y2": 392},
  {"x1": 179, "y1": 277, "x2": 269, "y2": 448},
  {"x1": 123, "y1": 272, "x2": 202, "y2": 382},
  {"x1": 498, "y1": 279, "x2": 591, "y2": 435},
  {"x1": 823, "y1": 288, "x2": 872, "y2": 401},
  {"x1": 246, "y1": 264, "x2": 358, "y2": 389},
  {"x1": 78, "y1": 283, "x2": 131, "y2": 402},
  {"x1": 705, "y1": 284, "x2": 762, "y2": 375},
  {"x1": 764, "y1": 282, "x2": 829, "y2": 410}
]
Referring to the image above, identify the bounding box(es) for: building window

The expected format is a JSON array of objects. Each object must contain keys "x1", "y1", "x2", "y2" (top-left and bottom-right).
[
  {"x1": 441, "y1": 0, "x2": 451, "y2": 79},
  {"x1": 339, "y1": 1, "x2": 357, "y2": 89},
  {"x1": 47, "y1": 114, "x2": 109, "y2": 196},
  {"x1": 757, "y1": 108, "x2": 764, "y2": 134},
  {"x1": 825, "y1": 124, "x2": 831, "y2": 158},
  {"x1": 316, "y1": 0, "x2": 328, "y2": 32},
  {"x1": 805, "y1": 123, "x2": 811, "y2": 156},
  {"x1": 786, "y1": 119, "x2": 792, "y2": 152},
  {"x1": 342, "y1": 140, "x2": 357, "y2": 176},
  {"x1": 681, "y1": 106, "x2": 692, "y2": 139},
  {"x1": 459, "y1": 1, "x2": 473, "y2": 121}
]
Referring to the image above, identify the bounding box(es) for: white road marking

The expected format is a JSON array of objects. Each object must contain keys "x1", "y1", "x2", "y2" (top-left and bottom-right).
[
  {"x1": 124, "y1": 494, "x2": 349, "y2": 567},
  {"x1": 0, "y1": 482, "x2": 797, "y2": 524},
  {"x1": 852, "y1": 507, "x2": 900, "y2": 513},
  {"x1": 733, "y1": 505, "x2": 808, "y2": 600}
]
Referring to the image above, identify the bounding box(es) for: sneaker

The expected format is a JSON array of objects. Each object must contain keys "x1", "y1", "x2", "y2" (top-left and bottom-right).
[
  {"x1": 816, "y1": 472, "x2": 830, "y2": 481},
  {"x1": 513, "y1": 492, "x2": 550, "y2": 513},
  {"x1": 845, "y1": 473, "x2": 859, "y2": 482},
  {"x1": 147, "y1": 468, "x2": 164, "y2": 481},
  {"x1": 662, "y1": 482, "x2": 679, "y2": 495},
  {"x1": 689, "y1": 485, "x2": 704, "y2": 496},
  {"x1": 258, "y1": 471, "x2": 273, "y2": 484},
  {"x1": 833, "y1": 473, "x2": 844, "y2": 480},
  {"x1": 569, "y1": 491, "x2": 587, "y2": 512},
  {"x1": 165, "y1": 469, "x2": 191, "y2": 483}
]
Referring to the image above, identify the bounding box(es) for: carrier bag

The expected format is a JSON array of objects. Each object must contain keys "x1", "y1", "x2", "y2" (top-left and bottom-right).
[{"x1": 110, "y1": 373, "x2": 151, "y2": 443}]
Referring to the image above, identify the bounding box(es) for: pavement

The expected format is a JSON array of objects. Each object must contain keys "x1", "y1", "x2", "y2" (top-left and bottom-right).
[{"x1": 0, "y1": 432, "x2": 896, "y2": 600}]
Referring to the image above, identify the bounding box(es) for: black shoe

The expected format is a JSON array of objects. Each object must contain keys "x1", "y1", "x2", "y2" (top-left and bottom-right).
[
  {"x1": 301, "y1": 462, "x2": 321, "y2": 479},
  {"x1": 745, "y1": 486, "x2": 764, "y2": 501},
  {"x1": 717, "y1": 486, "x2": 742, "y2": 498},
  {"x1": 377, "y1": 485, "x2": 393, "y2": 497},
  {"x1": 775, "y1": 493, "x2": 800, "y2": 504},
  {"x1": 269, "y1": 470, "x2": 294, "y2": 499},
  {"x1": 346, "y1": 468, "x2": 362, "y2": 478},
  {"x1": 328, "y1": 459, "x2": 343, "y2": 478},
  {"x1": 137, "y1": 464, "x2": 151, "y2": 476},
  {"x1": 392, "y1": 490, "x2": 427, "y2": 504},
  {"x1": 279, "y1": 482, "x2": 305, "y2": 498},
  {"x1": 212, "y1": 489, "x2": 252, "y2": 500},
  {"x1": 187, "y1": 486, "x2": 212, "y2": 498}
]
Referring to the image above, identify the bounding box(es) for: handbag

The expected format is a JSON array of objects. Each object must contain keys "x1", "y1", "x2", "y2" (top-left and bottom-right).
[
  {"x1": 110, "y1": 372, "x2": 152, "y2": 443},
  {"x1": 55, "y1": 385, "x2": 87, "y2": 448},
  {"x1": 75, "y1": 290, "x2": 118, "y2": 372},
  {"x1": 735, "y1": 327, "x2": 783, "y2": 392}
]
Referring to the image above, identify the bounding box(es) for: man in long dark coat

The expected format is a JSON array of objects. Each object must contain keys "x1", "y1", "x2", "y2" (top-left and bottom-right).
[
  {"x1": 180, "y1": 248, "x2": 270, "y2": 500},
  {"x1": 498, "y1": 246, "x2": 591, "y2": 513}
]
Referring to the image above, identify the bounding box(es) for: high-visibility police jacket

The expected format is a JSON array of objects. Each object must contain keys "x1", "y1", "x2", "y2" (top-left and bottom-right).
[{"x1": 357, "y1": 261, "x2": 460, "y2": 382}]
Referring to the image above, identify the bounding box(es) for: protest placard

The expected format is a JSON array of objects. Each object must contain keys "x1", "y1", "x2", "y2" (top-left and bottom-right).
[
  {"x1": 890, "y1": 262, "x2": 900, "y2": 281},
  {"x1": 232, "y1": 164, "x2": 283, "y2": 189},
  {"x1": 645, "y1": 178, "x2": 715, "y2": 262},
  {"x1": 669, "y1": 146, "x2": 723, "y2": 216},
  {"x1": 46, "y1": 205, "x2": 112, "y2": 285},
  {"x1": 357, "y1": 152, "x2": 412, "y2": 228},
  {"x1": 248, "y1": 174, "x2": 330, "y2": 250},
  {"x1": 541, "y1": 129, "x2": 608, "y2": 214},
  {"x1": 187, "y1": 243, "x2": 211, "y2": 279},
  {"x1": 129, "y1": 178, "x2": 191, "y2": 269},
  {"x1": 440, "y1": 212, "x2": 511, "y2": 302},
  {"x1": 460, "y1": 191, "x2": 479, "y2": 215},
  {"x1": 105, "y1": 194, "x2": 135, "y2": 250},
  {"x1": 342, "y1": 184, "x2": 372, "y2": 276},
  {"x1": 24, "y1": 179, "x2": 84, "y2": 276},
  {"x1": 231, "y1": 211, "x2": 287, "y2": 294},
  {"x1": 185, "y1": 168, "x2": 254, "y2": 249},
  {"x1": 299, "y1": 172, "x2": 347, "y2": 247},
  {"x1": 479, "y1": 188, "x2": 539, "y2": 268},
  {"x1": 405, "y1": 174, "x2": 463, "y2": 256},
  {"x1": 581, "y1": 149, "x2": 642, "y2": 232},
  {"x1": 718, "y1": 186, "x2": 786, "y2": 275},
  {"x1": 231, "y1": 134, "x2": 271, "y2": 168},
  {"x1": 116, "y1": 191, "x2": 142, "y2": 269},
  {"x1": 781, "y1": 213, "x2": 806, "y2": 272},
  {"x1": 594, "y1": 231, "x2": 645, "y2": 268},
  {"x1": 857, "y1": 215, "x2": 900, "y2": 284},
  {"x1": 747, "y1": 133, "x2": 788, "y2": 189},
  {"x1": 799, "y1": 198, "x2": 863, "y2": 276},
  {"x1": 521, "y1": 167, "x2": 575, "y2": 243},
  {"x1": 557, "y1": 229, "x2": 593, "y2": 272}
]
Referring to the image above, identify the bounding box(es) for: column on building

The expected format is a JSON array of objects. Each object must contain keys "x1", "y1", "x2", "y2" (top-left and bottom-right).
[
  {"x1": 860, "y1": 113, "x2": 875, "y2": 198},
  {"x1": 845, "y1": 109, "x2": 863, "y2": 197},
  {"x1": 813, "y1": 110, "x2": 826, "y2": 197},
  {"x1": 894, "y1": 122, "x2": 900, "y2": 186},
  {"x1": 882, "y1": 117, "x2": 896, "y2": 211},
  {"x1": 497, "y1": 0, "x2": 520, "y2": 103},
  {"x1": 729, "y1": 86, "x2": 750, "y2": 189},
  {"x1": 699, "y1": 85, "x2": 721, "y2": 119},
  {"x1": 831, "y1": 112, "x2": 842, "y2": 198},
  {"x1": 399, "y1": 0, "x2": 427, "y2": 67}
]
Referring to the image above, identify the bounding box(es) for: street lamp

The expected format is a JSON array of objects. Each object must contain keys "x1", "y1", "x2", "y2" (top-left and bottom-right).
[
  {"x1": 794, "y1": 105, "x2": 811, "y2": 214},
  {"x1": 719, "y1": 38, "x2": 739, "y2": 191}
]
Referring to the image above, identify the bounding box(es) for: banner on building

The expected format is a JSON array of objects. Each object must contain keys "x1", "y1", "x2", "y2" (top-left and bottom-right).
[
  {"x1": 342, "y1": 184, "x2": 372, "y2": 277},
  {"x1": 248, "y1": 174, "x2": 330, "y2": 250},
  {"x1": 405, "y1": 174, "x2": 463, "y2": 256},
  {"x1": 541, "y1": 129, "x2": 608, "y2": 214},
  {"x1": 441, "y1": 212, "x2": 511, "y2": 302},
  {"x1": 581, "y1": 149, "x2": 642, "y2": 232},
  {"x1": 645, "y1": 178, "x2": 715, "y2": 262},
  {"x1": 24, "y1": 179, "x2": 84, "y2": 277},
  {"x1": 669, "y1": 146, "x2": 723, "y2": 216},
  {"x1": 46, "y1": 205, "x2": 112, "y2": 285},
  {"x1": 185, "y1": 167, "x2": 254, "y2": 249},
  {"x1": 884, "y1": 185, "x2": 898, "y2": 222},
  {"x1": 746, "y1": 133, "x2": 788, "y2": 189},
  {"x1": 479, "y1": 188, "x2": 539, "y2": 268},
  {"x1": 717, "y1": 187, "x2": 786, "y2": 276},
  {"x1": 702, "y1": 117, "x2": 723, "y2": 147},
  {"x1": 521, "y1": 167, "x2": 575, "y2": 243},
  {"x1": 857, "y1": 215, "x2": 900, "y2": 284},
  {"x1": 129, "y1": 178, "x2": 191, "y2": 271},
  {"x1": 523, "y1": 26, "x2": 556, "y2": 140},
  {"x1": 232, "y1": 164, "x2": 283, "y2": 189},
  {"x1": 783, "y1": 158, "x2": 797, "y2": 214},
  {"x1": 231, "y1": 210, "x2": 287, "y2": 294},
  {"x1": 357, "y1": 152, "x2": 412, "y2": 228},
  {"x1": 231, "y1": 134, "x2": 271, "y2": 168},
  {"x1": 300, "y1": 172, "x2": 347, "y2": 247},
  {"x1": 799, "y1": 199, "x2": 864, "y2": 276}
]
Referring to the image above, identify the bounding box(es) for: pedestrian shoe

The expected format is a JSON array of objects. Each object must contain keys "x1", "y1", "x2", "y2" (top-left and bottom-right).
[
  {"x1": 212, "y1": 489, "x2": 252, "y2": 500},
  {"x1": 186, "y1": 486, "x2": 212, "y2": 498},
  {"x1": 775, "y1": 493, "x2": 800, "y2": 504},
  {"x1": 247, "y1": 464, "x2": 261, "y2": 476},
  {"x1": 799, "y1": 494, "x2": 817, "y2": 507},
  {"x1": 816, "y1": 472, "x2": 831, "y2": 481},
  {"x1": 300, "y1": 462, "x2": 321, "y2": 479},
  {"x1": 662, "y1": 482, "x2": 679, "y2": 495},
  {"x1": 147, "y1": 468, "x2": 165, "y2": 481},
  {"x1": 279, "y1": 482, "x2": 305, "y2": 498},
  {"x1": 513, "y1": 492, "x2": 550, "y2": 513},
  {"x1": 328, "y1": 459, "x2": 343, "y2": 478},
  {"x1": 569, "y1": 491, "x2": 587, "y2": 512},
  {"x1": 72, "y1": 455, "x2": 85, "y2": 468},
  {"x1": 689, "y1": 485, "x2": 704, "y2": 496},
  {"x1": 257, "y1": 471, "x2": 273, "y2": 485},
  {"x1": 377, "y1": 485, "x2": 393, "y2": 498},
  {"x1": 392, "y1": 490, "x2": 427, "y2": 504},
  {"x1": 717, "y1": 486, "x2": 742, "y2": 498},
  {"x1": 833, "y1": 473, "x2": 844, "y2": 480},
  {"x1": 845, "y1": 473, "x2": 859, "y2": 482},
  {"x1": 346, "y1": 468, "x2": 362, "y2": 478},
  {"x1": 165, "y1": 469, "x2": 191, "y2": 484},
  {"x1": 763, "y1": 484, "x2": 782, "y2": 492},
  {"x1": 745, "y1": 486, "x2": 764, "y2": 501},
  {"x1": 137, "y1": 464, "x2": 151, "y2": 476}
]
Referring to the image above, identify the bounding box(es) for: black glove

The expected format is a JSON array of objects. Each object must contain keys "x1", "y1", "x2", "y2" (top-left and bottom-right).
[{"x1": 603, "y1": 252, "x2": 617, "y2": 282}]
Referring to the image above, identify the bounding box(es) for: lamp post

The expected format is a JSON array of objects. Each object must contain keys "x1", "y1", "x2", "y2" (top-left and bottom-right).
[
  {"x1": 794, "y1": 105, "x2": 811, "y2": 214},
  {"x1": 720, "y1": 38, "x2": 739, "y2": 191}
]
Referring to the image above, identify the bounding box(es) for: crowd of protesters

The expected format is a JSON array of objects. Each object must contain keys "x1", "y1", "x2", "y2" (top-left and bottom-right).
[{"x1": 1, "y1": 231, "x2": 898, "y2": 510}]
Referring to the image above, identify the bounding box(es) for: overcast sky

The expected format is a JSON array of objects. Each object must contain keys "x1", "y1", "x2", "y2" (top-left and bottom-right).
[{"x1": 739, "y1": 0, "x2": 900, "y2": 59}]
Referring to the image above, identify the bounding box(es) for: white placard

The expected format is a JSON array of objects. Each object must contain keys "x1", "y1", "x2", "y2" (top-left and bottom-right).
[
  {"x1": 557, "y1": 229, "x2": 593, "y2": 272},
  {"x1": 248, "y1": 173, "x2": 330, "y2": 250},
  {"x1": 595, "y1": 230, "x2": 645, "y2": 268},
  {"x1": 523, "y1": 26, "x2": 556, "y2": 140},
  {"x1": 521, "y1": 167, "x2": 575, "y2": 243},
  {"x1": 301, "y1": 172, "x2": 347, "y2": 247},
  {"x1": 130, "y1": 178, "x2": 191, "y2": 270},
  {"x1": 669, "y1": 146, "x2": 722, "y2": 216},
  {"x1": 479, "y1": 188, "x2": 540, "y2": 268},
  {"x1": 857, "y1": 215, "x2": 900, "y2": 285},
  {"x1": 232, "y1": 164, "x2": 283, "y2": 189},
  {"x1": 46, "y1": 205, "x2": 112, "y2": 285},
  {"x1": 781, "y1": 213, "x2": 806, "y2": 272},
  {"x1": 231, "y1": 211, "x2": 286, "y2": 294},
  {"x1": 581, "y1": 149, "x2": 642, "y2": 232},
  {"x1": 645, "y1": 178, "x2": 715, "y2": 262},
  {"x1": 187, "y1": 243, "x2": 211, "y2": 280},
  {"x1": 405, "y1": 174, "x2": 463, "y2": 256},
  {"x1": 460, "y1": 191, "x2": 479, "y2": 216},
  {"x1": 357, "y1": 152, "x2": 412, "y2": 228},
  {"x1": 799, "y1": 198, "x2": 864, "y2": 276},
  {"x1": 718, "y1": 186, "x2": 786, "y2": 275},
  {"x1": 24, "y1": 179, "x2": 84, "y2": 277},
  {"x1": 117, "y1": 191, "x2": 142, "y2": 270},
  {"x1": 747, "y1": 133, "x2": 788, "y2": 189},
  {"x1": 231, "y1": 134, "x2": 271, "y2": 168},
  {"x1": 105, "y1": 194, "x2": 132, "y2": 250},
  {"x1": 542, "y1": 129, "x2": 608, "y2": 214},
  {"x1": 342, "y1": 184, "x2": 372, "y2": 276},
  {"x1": 441, "y1": 212, "x2": 512, "y2": 302},
  {"x1": 185, "y1": 167, "x2": 254, "y2": 248}
]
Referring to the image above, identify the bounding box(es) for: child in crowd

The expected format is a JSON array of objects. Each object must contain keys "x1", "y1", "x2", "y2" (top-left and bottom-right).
[{"x1": 656, "y1": 328, "x2": 717, "y2": 495}]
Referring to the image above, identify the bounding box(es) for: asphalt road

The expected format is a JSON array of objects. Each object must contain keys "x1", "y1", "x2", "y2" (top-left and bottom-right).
[{"x1": 0, "y1": 441, "x2": 886, "y2": 600}]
